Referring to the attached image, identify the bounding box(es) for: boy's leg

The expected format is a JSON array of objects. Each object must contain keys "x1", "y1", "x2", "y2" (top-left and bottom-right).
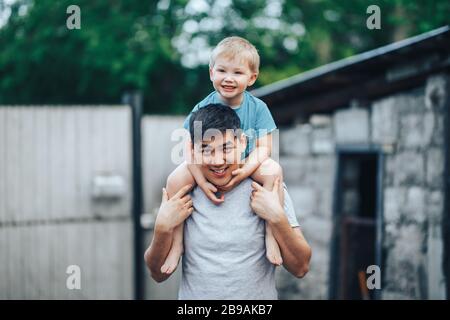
[
  {"x1": 160, "y1": 161, "x2": 195, "y2": 274},
  {"x1": 251, "y1": 158, "x2": 284, "y2": 204},
  {"x1": 251, "y1": 158, "x2": 284, "y2": 266}
]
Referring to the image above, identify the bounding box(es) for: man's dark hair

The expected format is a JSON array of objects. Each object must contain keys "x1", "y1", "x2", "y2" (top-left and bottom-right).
[{"x1": 189, "y1": 103, "x2": 241, "y2": 143}]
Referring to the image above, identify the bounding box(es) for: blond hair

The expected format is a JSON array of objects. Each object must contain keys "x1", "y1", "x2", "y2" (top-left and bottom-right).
[{"x1": 209, "y1": 36, "x2": 260, "y2": 74}]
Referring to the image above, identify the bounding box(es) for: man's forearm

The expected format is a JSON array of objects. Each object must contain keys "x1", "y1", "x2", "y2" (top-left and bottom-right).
[
  {"x1": 268, "y1": 214, "x2": 311, "y2": 278},
  {"x1": 144, "y1": 226, "x2": 174, "y2": 282}
]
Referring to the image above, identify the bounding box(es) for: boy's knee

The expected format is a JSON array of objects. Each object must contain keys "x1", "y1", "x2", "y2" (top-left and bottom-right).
[
  {"x1": 166, "y1": 163, "x2": 194, "y2": 194},
  {"x1": 260, "y1": 158, "x2": 283, "y2": 178}
]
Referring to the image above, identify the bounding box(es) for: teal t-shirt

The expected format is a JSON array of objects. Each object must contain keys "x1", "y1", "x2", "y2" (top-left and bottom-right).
[{"x1": 183, "y1": 91, "x2": 277, "y2": 157}]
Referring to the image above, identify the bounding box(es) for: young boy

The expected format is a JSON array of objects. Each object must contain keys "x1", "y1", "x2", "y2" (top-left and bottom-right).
[{"x1": 162, "y1": 36, "x2": 285, "y2": 274}]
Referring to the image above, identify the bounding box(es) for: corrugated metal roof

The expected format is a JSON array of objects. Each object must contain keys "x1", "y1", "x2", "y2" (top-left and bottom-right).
[{"x1": 252, "y1": 25, "x2": 450, "y2": 99}]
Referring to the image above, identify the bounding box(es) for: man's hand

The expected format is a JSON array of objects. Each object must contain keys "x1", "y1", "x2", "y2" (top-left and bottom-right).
[
  {"x1": 217, "y1": 168, "x2": 247, "y2": 192},
  {"x1": 199, "y1": 181, "x2": 225, "y2": 205},
  {"x1": 250, "y1": 177, "x2": 284, "y2": 224},
  {"x1": 155, "y1": 184, "x2": 194, "y2": 232}
]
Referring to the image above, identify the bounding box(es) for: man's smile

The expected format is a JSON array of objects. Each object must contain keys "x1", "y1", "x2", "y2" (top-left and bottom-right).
[{"x1": 209, "y1": 165, "x2": 229, "y2": 178}]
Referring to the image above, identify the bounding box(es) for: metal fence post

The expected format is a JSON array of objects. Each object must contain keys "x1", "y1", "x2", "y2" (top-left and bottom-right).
[{"x1": 122, "y1": 91, "x2": 144, "y2": 300}]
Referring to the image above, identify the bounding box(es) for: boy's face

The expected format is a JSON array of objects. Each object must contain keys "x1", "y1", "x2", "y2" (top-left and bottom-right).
[
  {"x1": 209, "y1": 55, "x2": 258, "y2": 107},
  {"x1": 193, "y1": 130, "x2": 246, "y2": 187}
]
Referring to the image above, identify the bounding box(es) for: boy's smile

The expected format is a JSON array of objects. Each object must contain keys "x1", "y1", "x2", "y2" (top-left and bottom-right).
[{"x1": 210, "y1": 56, "x2": 258, "y2": 107}]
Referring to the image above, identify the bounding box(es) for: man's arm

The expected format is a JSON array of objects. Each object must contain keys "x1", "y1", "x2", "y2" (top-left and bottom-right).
[
  {"x1": 144, "y1": 227, "x2": 174, "y2": 283},
  {"x1": 144, "y1": 185, "x2": 193, "y2": 282},
  {"x1": 250, "y1": 179, "x2": 311, "y2": 278},
  {"x1": 269, "y1": 217, "x2": 311, "y2": 278}
]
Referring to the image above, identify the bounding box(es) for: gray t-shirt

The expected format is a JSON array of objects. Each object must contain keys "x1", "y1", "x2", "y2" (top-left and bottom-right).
[{"x1": 178, "y1": 178, "x2": 299, "y2": 300}]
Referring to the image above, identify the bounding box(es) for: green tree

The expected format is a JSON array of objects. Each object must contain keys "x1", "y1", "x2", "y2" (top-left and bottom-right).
[{"x1": 0, "y1": 0, "x2": 448, "y2": 114}]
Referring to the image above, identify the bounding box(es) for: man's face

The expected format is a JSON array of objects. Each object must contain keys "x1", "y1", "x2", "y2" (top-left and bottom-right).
[
  {"x1": 193, "y1": 130, "x2": 246, "y2": 187},
  {"x1": 209, "y1": 55, "x2": 257, "y2": 106}
]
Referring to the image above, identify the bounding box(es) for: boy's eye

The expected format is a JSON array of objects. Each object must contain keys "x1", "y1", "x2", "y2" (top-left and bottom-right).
[{"x1": 235, "y1": 71, "x2": 243, "y2": 75}]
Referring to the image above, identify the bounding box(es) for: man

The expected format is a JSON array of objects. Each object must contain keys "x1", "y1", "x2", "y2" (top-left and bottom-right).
[{"x1": 144, "y1": 104, "x2": 311, "y2": 299}]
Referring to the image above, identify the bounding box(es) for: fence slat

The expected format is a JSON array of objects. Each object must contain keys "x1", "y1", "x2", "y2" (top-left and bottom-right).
[
  {"x1": 0, "y1": 107, "x2": 5, "y2": 223},
  {"x1": 0, "y1": 106, "x2": 134, "y2": 299}
]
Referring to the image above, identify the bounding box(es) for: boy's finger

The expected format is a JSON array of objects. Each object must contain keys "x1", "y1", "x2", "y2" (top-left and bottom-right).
[
  {"x1": 207, "y1": 184, "x2": 218, "y2": 193},
  {"x1": 207, "y1": 191, "x2": 224, "y2": 204}
]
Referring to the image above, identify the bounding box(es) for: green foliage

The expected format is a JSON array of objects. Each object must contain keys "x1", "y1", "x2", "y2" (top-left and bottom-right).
[{"x1": 0, "y1": 0, "x2": 448, "y2": 114}]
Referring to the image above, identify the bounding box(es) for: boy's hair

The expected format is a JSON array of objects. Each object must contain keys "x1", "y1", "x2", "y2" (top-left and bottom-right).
[
  {"x1": 209, "y1": 36, "x2": 260, "y2": 74},
  {"x1": 189, "y1": 103, "x2": 241, "y2": 144}
]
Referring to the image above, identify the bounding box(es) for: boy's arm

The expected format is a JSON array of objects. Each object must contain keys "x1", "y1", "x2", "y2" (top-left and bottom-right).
[
  {"x1": 187, "y1": 163, "x2": 225, "y2": 204},
  {"x1": 218, "y1": 133, "x2": 272, "y2": 191}
]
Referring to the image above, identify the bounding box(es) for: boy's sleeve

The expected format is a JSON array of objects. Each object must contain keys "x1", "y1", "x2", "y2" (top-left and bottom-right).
[{"x1": 255, "y1": 102, "x2": 277, "y2": 138}]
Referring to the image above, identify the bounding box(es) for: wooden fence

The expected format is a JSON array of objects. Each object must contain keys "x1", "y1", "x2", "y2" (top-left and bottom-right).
[
  {"x1": 0, "y1": 106, "x2": 133, "y2": 299},
  {"x1": 141, "y1": 115, "x2": 185, "y2": 300}
]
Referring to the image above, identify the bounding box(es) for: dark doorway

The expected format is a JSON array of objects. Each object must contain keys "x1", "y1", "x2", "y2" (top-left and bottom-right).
[{"x1": 329, "y1": 147, "x2": 383, "y2": 300}]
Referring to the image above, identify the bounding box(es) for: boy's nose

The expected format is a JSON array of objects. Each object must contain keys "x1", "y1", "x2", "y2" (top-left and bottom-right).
[{"x1": 223, "y1": 75, "x2": 233, "y2": 82}]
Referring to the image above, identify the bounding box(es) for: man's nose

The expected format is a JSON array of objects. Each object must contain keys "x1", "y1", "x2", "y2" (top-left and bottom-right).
[{"x1": 210, "y1": 151, "x2": 225, "y2": 165}]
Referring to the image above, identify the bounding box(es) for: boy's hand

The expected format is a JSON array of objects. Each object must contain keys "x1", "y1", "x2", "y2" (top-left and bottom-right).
[
  {"x1": 217, "y1": 168, "x2": 247, "y2": 192},
  {"x1": 199, "y1": 181, "x2": 225, "y2": 205}
]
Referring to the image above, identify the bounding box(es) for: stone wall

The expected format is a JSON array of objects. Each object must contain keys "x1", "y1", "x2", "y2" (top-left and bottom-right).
[
  {"x1": 276, "y1": 117, "x2": 335, "y2": 299},
  {"x1": 379, "y1": 74, "x2": 448, "y2": 299},
  {"x1": 275, "y1": 73, "x2": 448, "y2": 300}
]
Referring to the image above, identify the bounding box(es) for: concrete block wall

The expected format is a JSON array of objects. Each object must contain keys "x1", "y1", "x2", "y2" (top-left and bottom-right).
[
  {"x1": 378, "y1": 74, "x2": 448, "y2": 299},
  {"x1": 275, "y1": 73, "x2": 448, "y2": 300},
  {"x1": 276, "y1": 119, "x2": 335, "y2": 299}
]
